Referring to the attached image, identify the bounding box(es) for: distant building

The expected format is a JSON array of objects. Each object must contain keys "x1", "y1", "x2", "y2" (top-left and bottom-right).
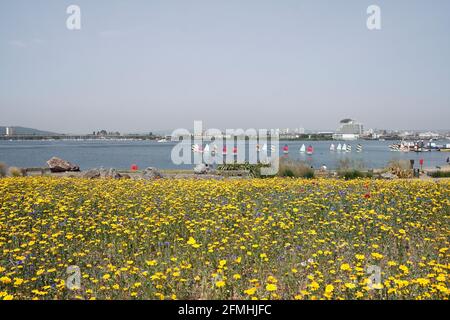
[
  {"x1": 333, "y1": 119, "x2": 364, "y2": 140},
  {"x1": 5, "y1": 127, "x2": 14, "y2": 136},
  {"x1": 418, "y1": 131, "x2": 440, "y2": 139}
]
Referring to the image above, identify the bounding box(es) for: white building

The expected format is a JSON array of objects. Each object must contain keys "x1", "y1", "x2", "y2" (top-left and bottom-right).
[
  {"x1": 418, "y1": 131, "x2": 440, "y2": 139},
  {"x1": 5, "y1": 127, "x2": 14, "y2": 136},
  {"x1": 333, "y1": 119, "x2": 364, "y2": 140}
]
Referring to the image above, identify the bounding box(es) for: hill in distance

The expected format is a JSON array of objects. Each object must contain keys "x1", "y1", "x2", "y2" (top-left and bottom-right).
[{"x1": 0, "y1": 126, "x2": 59, "y2": 136}]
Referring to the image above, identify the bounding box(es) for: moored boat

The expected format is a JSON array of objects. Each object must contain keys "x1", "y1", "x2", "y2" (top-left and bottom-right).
[{"x1": 300, "y1": 144, "x2": 306, "y2": 153}]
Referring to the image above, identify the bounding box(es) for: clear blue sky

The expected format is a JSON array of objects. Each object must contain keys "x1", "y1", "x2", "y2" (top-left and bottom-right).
[{"x1": 0, "y1": 0, "x2": 449, "y2": 133}]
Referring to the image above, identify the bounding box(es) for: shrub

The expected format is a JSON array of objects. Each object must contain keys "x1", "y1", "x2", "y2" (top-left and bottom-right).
[
  {"x1": 427, "y1": 170, "x2": 450, "y2": 178},
  {"x1": 336, "y1": 159, "x2": 372, "y2": 180},
  {"x1": 387, "y1": 160, "x2": 413, "y2": 178},
  {"x1": 338, "y1": 169, "x2": 366, "y2": 180},
  {"x1": 278, "y1": 159, "x2": 315, "y2": 179},
  {"x1": 0, "y1": 162, "x2": 7, "y2": 177},
  {"x1": 8, "y1": 167, "x2": 25, "y2": 177},
  {"x1": 217, "y1": 162, "x2": 270, "y2": 178},
  {"x1": 336, "y1": 158, "x2": 366, "y2": 171}
]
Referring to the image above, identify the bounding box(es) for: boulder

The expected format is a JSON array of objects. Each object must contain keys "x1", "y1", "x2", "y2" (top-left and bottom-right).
[
  {"x1": 99, "y1": 167, "x2": 108, "y2": 178},
  {"x1": 106, "y1": 168, "x2": 122, "y2": 179},
  {"x1": 142, "y1": 167, "x2": 163, "y2": 180},
  {"x1": 46, "y1": 157, "x2": 80, "y2": 173},
  {"x1": 82, "y1": 169, "x2": 101, "y2": 179},
  {"x1": 194, "y1": 163, "x2": 207, "y2": 174},
  {"x1": 381, "y1": 172, "x2": 398, "y2": 180}
]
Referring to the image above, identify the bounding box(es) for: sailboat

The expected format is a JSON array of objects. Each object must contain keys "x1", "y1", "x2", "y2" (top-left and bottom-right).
[
  {"x1": 346, "y1": 144, "x2": 352, "y2": 152},
  {"x1": 270, "y1": 145, "x2": 276, "y2": 152},
  {"x1": 262, "y1": 144, "x2": 268, "y2": 152},
  {"x1": 222, "y1": 146, "x2": 227, "y2": 155},
  {"x1": 191, "y1": 144, "x2": 199, "y2": 153},
  {"x1": 232, "y1": 147, "x2": 238, "y2": 155},
  {"x1": 204, "y1": 144, "x2": 210, "y2": 154},
  {"x1": 356, "y1": 144, "x2": 362, "y2": 153},
  {"x1": 330, "y1": 143, "x2": 336, "y2": 152},
  {"x1": 283, "y1": 145, "x2": 289, "y2": 154},
  {"x1": 306, "y1": 145, "x2": 314, "y2": 155},
  {"x1": 342, "y1": 143, "x2": 347, "y2": 152},
  {"x1": 299, "y1": 144, "x2": 306, "y2": 153},
  {"x1": 336, "y1": 143, "x2": 342, "y2": 152}
]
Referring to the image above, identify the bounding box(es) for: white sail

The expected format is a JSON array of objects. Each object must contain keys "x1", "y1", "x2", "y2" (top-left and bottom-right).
[
  {"x1": 262, "y1": 144, "x2": 268, "y2": 151},
  {"x1": 300, "y1": 144, "x2": 306, "y2": 153},
  {"x1": 270, "y1": 145, "x2": 276, "y2": 152},
  {"x1": 337, "y1": 143, "x2": 342, "y2": 151},
  {"x1": 330, "y1": 144, "x2": 335, "y2": 151},
  {"x1": 342, "y1": 143, "x2": 347, "y2": 151},
  {"x1": 204, "y1": 144, "x2": 210, "y2": 153},
  {"x1": 356, "y1": 144, "x2": 362, "y2": 152}
]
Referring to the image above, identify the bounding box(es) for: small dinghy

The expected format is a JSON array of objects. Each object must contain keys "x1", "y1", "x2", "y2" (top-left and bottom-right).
[
  {"x1": 300, "y1": 144, "x2": 306, "y2": 153},
  {"x1": 191, "y1": 144, "x2": 200, "y2": 153},
  {"x1": 346, "y1": 144, "x2": 352, "y2": 152},
  {"x1": 330, "y1": 143, "x2": 335, "y2": 152}
]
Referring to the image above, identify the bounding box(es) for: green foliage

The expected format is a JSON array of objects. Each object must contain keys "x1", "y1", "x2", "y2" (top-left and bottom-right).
[
  {"x1": 278, "y1": 159, "x2": 315, "y2": 179},
  {"x1": 217, "y1": 162, "x2": 270, "y2": 178},
  {"x1": 338, "y1": 169, "x2": 365, "y2": 180},
  {"x1": 428, "y1": 170, "x2": 450, "y2": 178}
]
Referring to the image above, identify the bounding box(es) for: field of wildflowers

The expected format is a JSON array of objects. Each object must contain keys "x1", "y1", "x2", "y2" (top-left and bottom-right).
[{"x1": 0, "y1": 177, "x2": 448, "y2": 300}]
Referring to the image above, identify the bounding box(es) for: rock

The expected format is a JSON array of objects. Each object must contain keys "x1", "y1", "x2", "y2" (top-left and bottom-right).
[
  {"x1": 194, "y1": 163, "x2": 207, "y2": 174},
  {"x1": 98, "y1": 167, "x2": 108, "y2": 178},
  {"x1": 142, "y1": 167, "x2": 163, "y2": 180},
  {"x1": 106, "y1": 168, "x2": 122, "y2": 179},
  {"x1": 121, "y1": 173, "x2": 131, "y2": 179},
  {"x1": 381, "y1": 172, "x2": 397, "y2": 180},
  {"x1": 46, "y1": 157, "x2": 80, "y2": 173},
  {"x1": 82, "y1": 169, "x2": 101, "y2": 179}
]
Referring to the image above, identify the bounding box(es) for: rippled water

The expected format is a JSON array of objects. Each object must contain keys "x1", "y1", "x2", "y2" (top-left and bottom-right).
[{"x1": 0, "y1": 140, "x2": 448, "y2": 170}]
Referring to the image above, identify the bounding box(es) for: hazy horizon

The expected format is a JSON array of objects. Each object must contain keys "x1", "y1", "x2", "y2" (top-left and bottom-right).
[{"x1": 1, "y1": 0, "x2": 449, "y2": 133}]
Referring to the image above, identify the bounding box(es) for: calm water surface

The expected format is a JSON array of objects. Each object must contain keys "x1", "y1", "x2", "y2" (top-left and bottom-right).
[{"x1": 0, "y1": 140, "x2": 448, "y2": 170}]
